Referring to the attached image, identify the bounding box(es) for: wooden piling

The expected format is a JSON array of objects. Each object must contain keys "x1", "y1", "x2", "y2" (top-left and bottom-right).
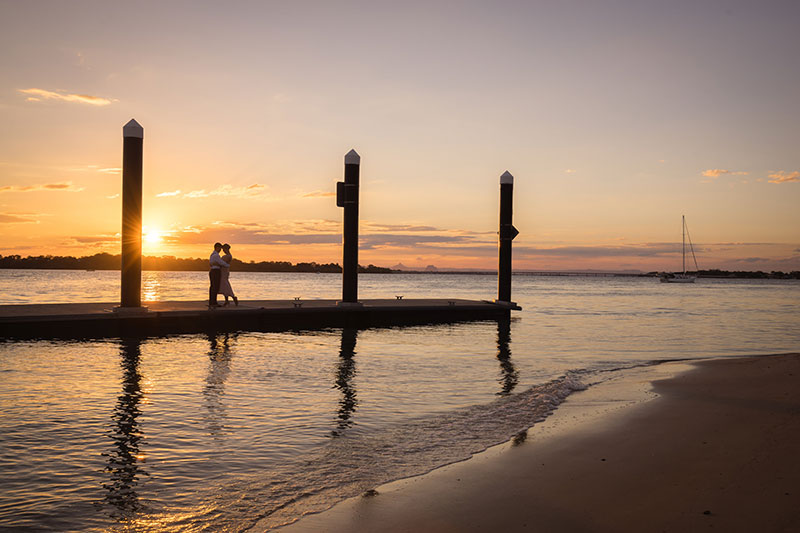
[
  {"x1": 497, "y1": 171, "x2": 519, "y2": 305},
  {"x1": 120, "y1": 119, "x2": 144, "y2": 308},
  {"x1": 338, "y1": 149, "x2": 361, "y2": 305}
]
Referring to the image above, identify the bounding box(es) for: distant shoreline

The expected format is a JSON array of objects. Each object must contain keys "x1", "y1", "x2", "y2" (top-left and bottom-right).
[{"x1": 0, "y1": 254, "x2": 797, "y2": 279}]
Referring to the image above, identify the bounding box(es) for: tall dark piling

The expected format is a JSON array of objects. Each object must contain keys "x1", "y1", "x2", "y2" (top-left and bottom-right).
[
  {"x1": 497, "y1": 171, "x2": 519, "y2": 304},
  {"x1": 120, "y1": 119, "x2": 144, "y2": 308},
  {"x1": 336, "y1": 149, "x2": 361, "y2": 304}
]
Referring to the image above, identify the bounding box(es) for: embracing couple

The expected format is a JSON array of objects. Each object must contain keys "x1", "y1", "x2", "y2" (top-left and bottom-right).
[{"x1": 208, "y1": 242, "x2": 238, "y2": 308}]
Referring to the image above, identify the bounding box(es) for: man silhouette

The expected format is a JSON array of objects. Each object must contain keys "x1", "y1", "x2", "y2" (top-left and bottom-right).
[{"x1": 208, "y1": 242, "x2": 229, "y2": 308}]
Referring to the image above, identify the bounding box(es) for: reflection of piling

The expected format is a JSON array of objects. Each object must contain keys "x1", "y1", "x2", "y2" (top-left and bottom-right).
[
  {"x1": 337, "y1": 150, "x2": 361, "y2": 304},
  {"x1": 104, "y1": 337, "x2": 145, "y2": 517},
  {"x1": 120, "y1": 120, "x2": 144, "y2": 308},
  {"x1": 496, "y1": 318, "x2": 518, "y2": 395},
  {"x1": 332, "y1": 328, "x2": 358, "y2": 436},
  {"x1": 497, "y1": 171, "x2": 519, "y2": 304}
]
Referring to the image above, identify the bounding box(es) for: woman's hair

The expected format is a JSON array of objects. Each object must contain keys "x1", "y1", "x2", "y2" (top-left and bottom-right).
[{"x1": 222, "y1": 243, "x2": 231, "y2": 250}]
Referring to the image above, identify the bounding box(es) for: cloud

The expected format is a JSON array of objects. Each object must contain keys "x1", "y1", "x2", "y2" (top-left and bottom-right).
[
  {"x1": 65, "y1": 165, "x2": 120, "y2": 174},
  {"x1": 701, "y1": 169, "x2": 748, "y2": 178},
  {"x1": 767, "y1": 171, "x2": 800, "y2": 184},
  {"x1": 163, "y1": 220, "x2": 340, "y2": 246},
  {"x1": 363, "y1": 222, "x2": 440, "y2": 232},
  {"x1": 514, "y1": 244, "x2": 680, "y2": 259},
  {"x1": 359, "y1": 234, "x2": 476, "y2": 250},
  {"x1": 302, "y1": 190, "x2": 336, "y2": 198},
  {"x1": 564, "y1": 169, "x2": 576, "y2": 174},
  {"x1": 0, "y1": 182, "x2": 84, "y2": 193},
  {"x1": 70, "y1": 233, "x2": 120, "y2": 245},
  {"x1": 156, "y1": 190, "x2": 182, "y2": 197},
  {"x1": 289, "y1": 219, "x2": 341, "y2": 233},
  {"x1": 0, "y1": 213, "x2": 40, "y2": 224},
  {"x1": 162, "y1": 219, "x2": 482, "y2": 249},
  {"x1": 179, "y1": 183, "x2": 272, "y2": 199},
  {"x1": 19, "y1": 88, "x2": 113, "y2": 106},
  {"x1": 174, "y1": 228, "x2": 341, "y2": 246}
]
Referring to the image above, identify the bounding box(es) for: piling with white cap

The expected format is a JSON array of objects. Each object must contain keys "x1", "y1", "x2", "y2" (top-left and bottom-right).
[
  {"x1": 497, "y1": 171, "x2": 519, "y2": 304},
  {"x1": 120, "y1": 119, "x2": 144, "y2": 308},
  {"x1": 337, "y1": 149, "x2": 361, "y2": 304}
]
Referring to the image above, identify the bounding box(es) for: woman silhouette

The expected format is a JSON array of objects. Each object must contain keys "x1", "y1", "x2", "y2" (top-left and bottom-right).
[{"x1": 219, "y1": 243, "x2": 238, "y2": 306}]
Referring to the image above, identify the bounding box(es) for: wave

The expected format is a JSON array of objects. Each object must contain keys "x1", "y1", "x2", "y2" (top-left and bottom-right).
[{"x1": 115, "y1": 373, "x2": 587, "y2": 532}]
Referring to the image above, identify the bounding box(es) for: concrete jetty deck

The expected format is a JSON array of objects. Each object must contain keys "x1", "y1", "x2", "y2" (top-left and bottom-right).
[{"x1": 0, "y1": 299, "x2": 519, "y2": 339}]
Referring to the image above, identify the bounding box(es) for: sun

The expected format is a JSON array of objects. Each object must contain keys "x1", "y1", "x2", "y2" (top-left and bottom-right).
[{"x1": 142, "y1": 226, "x2": 164, "y2": 251}]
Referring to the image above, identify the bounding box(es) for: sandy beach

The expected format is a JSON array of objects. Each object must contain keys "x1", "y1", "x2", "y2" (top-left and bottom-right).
[{"x1": 278, "y1": 353, "x2": 800, "y2": 533}]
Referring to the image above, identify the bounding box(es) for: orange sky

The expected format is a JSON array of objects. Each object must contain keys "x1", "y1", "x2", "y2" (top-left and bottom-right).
[{"x1": 1, "y1": 1, "x2": 798, "y2": 272}]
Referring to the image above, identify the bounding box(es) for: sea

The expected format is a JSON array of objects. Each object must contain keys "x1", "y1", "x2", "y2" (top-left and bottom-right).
[{"x1": 1, "y1": 270, "x2": 798, "y2": 531}]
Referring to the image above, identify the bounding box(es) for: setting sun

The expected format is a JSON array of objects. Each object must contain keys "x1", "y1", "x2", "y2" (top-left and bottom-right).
[{"x1": 142, "y1": 227, "x2": 163, "y2": 251}]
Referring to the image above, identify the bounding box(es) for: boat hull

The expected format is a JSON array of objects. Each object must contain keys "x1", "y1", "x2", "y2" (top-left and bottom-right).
[{"x1": 660, "y1": 275, "x2": 696, "y2": 283}]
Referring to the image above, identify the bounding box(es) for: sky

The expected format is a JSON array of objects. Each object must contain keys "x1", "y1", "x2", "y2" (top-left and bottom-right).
[{"x1": 1, "y1": 0, "x2": 798, "y2": 272}]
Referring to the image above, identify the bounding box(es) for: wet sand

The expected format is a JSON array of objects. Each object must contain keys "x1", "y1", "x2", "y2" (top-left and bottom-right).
[{"x1": 279, "y1": 353, "x2": 800, "y2": 532}]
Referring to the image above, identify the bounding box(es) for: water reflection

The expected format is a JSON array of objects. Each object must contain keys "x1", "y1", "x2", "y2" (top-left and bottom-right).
[
  {"x1": 142, "y1": 274, "x2": 161, "y2": 302},
  {"x1": 332, "y1": 328, "x2": 358, "y2": 436},
  {"x1": 103, "y1": 337, "x2": 148, "y2": 519},
  {"x1": 496, "y1": 318, "x2": 518, "y2": 395},
  {"x1": 204, "y1": 333, "x2": 235, "y2": 438}
]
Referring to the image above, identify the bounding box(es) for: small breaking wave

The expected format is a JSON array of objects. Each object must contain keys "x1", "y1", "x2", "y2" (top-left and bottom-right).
[{"x1": 121, "y1": 373, "x2": 587, "y2": 532}]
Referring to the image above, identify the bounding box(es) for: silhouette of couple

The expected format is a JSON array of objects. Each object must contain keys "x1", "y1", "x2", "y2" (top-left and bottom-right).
[{"x1": 208, "y1": 242, "x2": 238, "y2": 308}]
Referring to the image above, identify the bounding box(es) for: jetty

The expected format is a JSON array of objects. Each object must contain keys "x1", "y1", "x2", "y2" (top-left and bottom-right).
[
  {"x1": 0, "y1": 299, "x2": 516, "y2": 339},
  {"x1": 0, "y1": 120, "x2": 522, "y2": 340}
]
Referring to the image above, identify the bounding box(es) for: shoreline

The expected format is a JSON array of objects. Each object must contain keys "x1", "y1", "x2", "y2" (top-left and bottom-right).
[
  {"x1": 2, "y1": 267, "x2": 798, "y2": 279},
  {"x1": 275, "y1": 353, "x2": 800, "y2": 532}
]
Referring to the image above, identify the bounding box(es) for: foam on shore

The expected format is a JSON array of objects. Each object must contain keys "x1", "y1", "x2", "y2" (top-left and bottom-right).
[{"x1": 279, "y1": 353, "x2": 800, "y2": 533}]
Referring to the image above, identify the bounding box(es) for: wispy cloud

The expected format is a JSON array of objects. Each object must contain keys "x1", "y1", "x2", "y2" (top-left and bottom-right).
[
  {"x1": 701, "y1": 168, "x2": 748, "y2": 178},
  {"x1": 514, "y1": 243, "x2": 681, "y2": 259},
  {"x1": 160, "y1": 219, "x2": 480, "y2": 249},
  {"x1": 302, "y1": 190, "x2": 336, "y2": 198},
  {"x1": 164, "y1": 183, "x2": 272, "y2": 199},
  {"x1": 564, "y1": 168, "x2": 576, "y2": 174},
  {"x1": 156, "y1": 190, "x2": 182, "y2": 197},
  {"x1": 65, "y1": 165, "x2": 120, "y2": 174},
  {"x1": 171, "y1": 224, "x2": 341, "y2": 246},
  {"x1": 360, "y1": 234, "x2": 476, "y2": 250},
  {"x1": 0, "y1": 182, "x2": 84, "y2": 193},
  {"x1": 19, "y1": 88, "x2": 114, "y2": 106},
  {"x1": 70, "y1": 233, "x2": 120, "y2": 245},
  {"x1": 767, "y1": 171, "x2": 800, "y2": 184},
  {"x1": 0, "y1": 212, "x2": 42, "y2": 224},
  {"x1": 363, "y1": 222, "x2": 441, "y2": 232}
]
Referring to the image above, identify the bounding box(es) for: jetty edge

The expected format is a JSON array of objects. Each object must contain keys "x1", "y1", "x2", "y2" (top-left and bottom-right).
[{"x1": 0, "y1": 298, "x2": 520, "y2": 339}]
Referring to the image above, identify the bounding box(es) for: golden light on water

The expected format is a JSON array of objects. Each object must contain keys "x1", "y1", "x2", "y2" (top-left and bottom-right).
[{"x1": 142, "y1": 276, "x2": 162, "y2": 302}]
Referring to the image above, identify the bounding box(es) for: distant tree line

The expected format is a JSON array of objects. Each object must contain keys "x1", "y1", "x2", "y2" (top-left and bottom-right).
[
  {"x1": 645, "y1": 269, "x2": 800, "y2": 280},
  {"x1": 0, "y1": 253, "x2": 394, "y2": 274}
]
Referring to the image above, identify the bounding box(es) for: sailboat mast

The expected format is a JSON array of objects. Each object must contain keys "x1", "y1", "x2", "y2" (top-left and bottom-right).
[{"x1": 682, "y1": 215, "x2": 686, "y2": 274}]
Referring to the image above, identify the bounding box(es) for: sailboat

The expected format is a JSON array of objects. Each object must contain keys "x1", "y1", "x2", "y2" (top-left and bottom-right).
[{"x1": 660, "y1": 215, "x2": 699, "y2": 283}]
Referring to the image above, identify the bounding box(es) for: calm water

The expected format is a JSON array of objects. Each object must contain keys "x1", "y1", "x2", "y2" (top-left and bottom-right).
[{"x1": 1, "y1": 271, "x2": 798, "y2": 531}]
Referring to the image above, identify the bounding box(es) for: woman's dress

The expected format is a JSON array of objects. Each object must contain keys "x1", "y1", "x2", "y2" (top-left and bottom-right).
[{"x1": 219, "y1": 253, "x2": 235, "y2": 297}]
